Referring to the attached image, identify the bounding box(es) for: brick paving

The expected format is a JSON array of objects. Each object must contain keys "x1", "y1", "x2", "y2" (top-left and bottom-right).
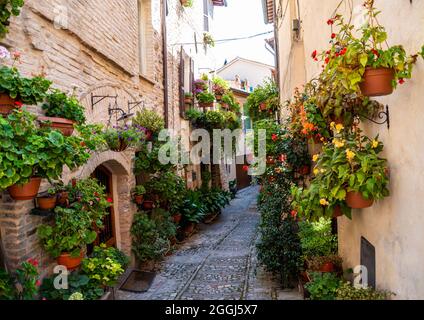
[{"x1": 117, "y1": 186, "x2": 301, "y2": 300}]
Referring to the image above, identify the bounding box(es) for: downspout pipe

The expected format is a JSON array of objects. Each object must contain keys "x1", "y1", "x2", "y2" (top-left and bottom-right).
[
  {"x1": 162, "y1": 0, "x2": 169, "y2": 128},
  {"x1": 273, "y1": 0, "x2": 280, "y2": 91}
]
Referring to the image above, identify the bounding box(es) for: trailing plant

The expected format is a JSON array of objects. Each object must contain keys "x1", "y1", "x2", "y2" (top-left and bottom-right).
[
  {"x1": 246, "y1": 79, "x2": 279, "y2": 121},
  {"x1": 102, "y1": 124, "x2": 143, "y2": 151},
  {"x1": 203, "y1": 32, "x2": 215, "y2": 48},
  {"x1": 0, "y1": 65, "x2": 51, "y2": 105},
  {"x1": 305, "y1": 272, "x2": 341, "y2": 300},
  {"x1": 133, "y1": 109, "x2": 165, "y2": 133},
  {"x1": 42, "y1": 89, "x2": 86, "y2": 124},
  {"x1": 0, "y1": 259, "x2": 40, "y2": 300},
  {"x1": 197, "y1": 91, "x2": 215, "y2": 104},
  {"x1": 134, "y1": 142, "x2": 176, "y2": 175},
  {"x1": 0, "y1": 0, "x2": 25, "y2": 39},
  {"x1": 336, "y1": 281, "x2": 394, "y2": 300}
]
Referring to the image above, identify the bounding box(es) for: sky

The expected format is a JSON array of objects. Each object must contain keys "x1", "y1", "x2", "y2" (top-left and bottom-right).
[{"x1": 212, "y1": 0, "x2": 275, "y2": 69}]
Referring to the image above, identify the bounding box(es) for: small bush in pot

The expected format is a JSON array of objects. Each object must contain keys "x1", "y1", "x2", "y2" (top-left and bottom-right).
[
  {"x1": 197, "y1": 91, "x2": 215, "y2": 108},
  {"x1": 305, "y1": 272, "x2": 341, "y2": 300},
  {"x1": 102, "y1": 124, "x2": 143, "y2": 152},
  {"x1": 42, "y1": 89, "x2": 86, "y2": 124},
  {"x1": 336, "y1": 281, "x2": 394, "y2": 300},
  {"x1": 298, "y1": 218, "x2": 337, "y2": 258},
  {"x1": 133, "y1": 109, "x2": 165, "y2": 135},
  {"x1": 132, "y1": 185, "x2": 146, "y2": 205}
]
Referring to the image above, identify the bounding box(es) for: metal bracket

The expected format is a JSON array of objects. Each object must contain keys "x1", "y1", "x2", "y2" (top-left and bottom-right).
[
  {"x1": 359, "y1": 105, "x2": 390, "y2": 130},
  {"x1": 91, "y1": 93, "x2": 118, "y2": 110}
]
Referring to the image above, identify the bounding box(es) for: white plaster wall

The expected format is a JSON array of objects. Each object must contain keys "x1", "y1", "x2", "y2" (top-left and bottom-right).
[
  {"x1": 277, "y1": 0, "x2": 424, "y2": 299},
  {"x1": 217, "y1": 59, "x2": 274, "y2": 89}
]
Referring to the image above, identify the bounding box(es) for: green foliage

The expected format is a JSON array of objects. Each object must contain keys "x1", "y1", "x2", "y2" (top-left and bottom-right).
[
  {"x1": 197, "y1": 91, "x2": 215, "y2": 104},
  {"x1": 0, "y1": 260, "x2": 39, "y2": 300},
  {"x1": 133, "y1": 185, "x2": 146, "y2": 196},
  {"x1": 221, "y1": 92, "x2": 241, "y2": 113},
  {"x1": 181, "y1": 0, "x2": 193, "y2": 8},
  {"x1": 246, "y1": 79, "x2": 279, "y2": 121},
  {"x1": 336, "y1": 281, "x2": 394, "y2": 300},
  {"x1": 298, "y1": 218, "x2": 337, "y2": 258},
  {"x1": 0, "y1": 110, "x2": 97, "y2": 190},
  {"x1": 145, "y1": 171, "x2": 186, "y2": 210},
  {"x1": 0, "y1": 0, "x2": 24, "y2": 39},
  {"x1": 102, "y1": 124, "x2": 143, "y2": 151},
  {"x1": 0, "y1": 66, "x2": 51, "y2": 105},
  {"x1": 305, "y1": 272, "x2": 341, "y2": 300},
  {"x1": 133, "y1": 109, "x2": 165, "y2": 133},
  {"x1": 203, "y1": 32, "x2": 215, "y2": 47},
  {"x1": 134, "y1": 142, "x2": 175, "y2": 175},
  {"x1": 42, "y1": 89, "x2": 86, "y2": 124},
  {"x1": 40, "y1": 272, "x2": 104, "y2": 300},
  {"x1": 256, "y1": 176, "x2": 302, "y2": 288},
  {"x1": 131, "y1": 212, "x2": 171, "y2": 263},
  {"x1": 212, "y1": 76, "x2": 230, "y2": 90},
  {"x1": 82, "y1": 244, "x2": 126, "y2": 287}
]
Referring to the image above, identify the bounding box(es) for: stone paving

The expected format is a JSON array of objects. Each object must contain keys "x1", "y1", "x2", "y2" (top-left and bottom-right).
[{"x1": 117, "y1": 186, "x2": 301, "y2": 300}]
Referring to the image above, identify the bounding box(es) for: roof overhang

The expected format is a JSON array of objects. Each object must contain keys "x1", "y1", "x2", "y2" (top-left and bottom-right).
[{"x1": 262, "y1": 0, "x2": 274, "y2": 24}]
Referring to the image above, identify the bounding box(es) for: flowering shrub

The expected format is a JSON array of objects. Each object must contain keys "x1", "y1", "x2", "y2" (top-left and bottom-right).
[
  {"x1": 102, "y1": 124, "x2": 143, "y2": 151},
  {"x1": 0, "y1": 259, "x2": 40, "y2": 300},
  {"x1": 246, "y1": 79, "x2": 279, "y2": 121},
  {"x1": 133, "y1": 109, "x2": 165, "y2": 134}
]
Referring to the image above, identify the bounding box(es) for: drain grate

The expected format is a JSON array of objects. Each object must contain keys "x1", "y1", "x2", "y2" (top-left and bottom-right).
[{"x1": 118, "y1": 269, "x2": 156, "y2": 293}]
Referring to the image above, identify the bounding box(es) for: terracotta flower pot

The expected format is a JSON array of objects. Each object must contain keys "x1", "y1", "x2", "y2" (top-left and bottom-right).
[
  {"x1": 199, "y1": 102, "x2": 213, "y2": 108},
  {"x1": 173, "y1": 213, "x2": 182, "y2": 224},
  {"x1": 333, "y1": 205, "x2": 343, "y2": 218},
  {"x1": 0, "y1": 93, "x2": 17, "y2": 116},
  {"x1": 134, "y1": 195, "x2": 144, "y2": 205},
  {"x1": 57, "y1": 251, "x2": 84, "y2": 270},
  {"x1": 259, "y1": 103, "x2": 267, "y2": 111},
  {"x1": 359, "y1": 67, "x2": 395, "y2": 97},
  {"x1": 319, "y1": 262, "x2": 335, "y2": 273},
  {"x1": 57, "y1": 191, "x2": 69, "y2": 206},
  {"x1": 8, "y1": 177, "x2": 42, "y2": 201},
  {"x1": 37, "y1": 196, "x2": 57, "y2": 210},
  {"x1": 221, "y1": 103, "x2": 229, "y2": 109},
  {"x1": 184, "y1": 97, "x2": 193, "y2": 104},
  {"x1": 346, "y1": 191, "x2": 374, "y2": 209},
  {"x1": 38, "y1": 116, "x2": 75, "y2": 137},
  {"x1": 184, "y1": 222, "x2": 196, "y2": 236},
  {"x1": 142, "y1": 200, "x2": 154, "y2": 210},
  {"x1": 215, "y1": 94, "x2": 222, "y2": 101}
]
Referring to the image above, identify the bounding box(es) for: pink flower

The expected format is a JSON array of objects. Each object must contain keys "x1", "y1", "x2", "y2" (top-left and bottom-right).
[
  {"x1": 107, "y1": 198, "x2": 113, "y2": 203},
  {"x1": 36, "y1": 280, "x2": 41, "y2": 286},
  {"x1": 12, "y1": 51, "x2": 21, "y2": 60}
]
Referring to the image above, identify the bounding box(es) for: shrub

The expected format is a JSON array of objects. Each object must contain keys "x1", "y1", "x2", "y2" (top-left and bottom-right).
[
  {"x1": 133, "y1": 109, "x2": 165, "y2": 133},
  {"x1": 298, "y1": 218, "x2": 337, "y2": 258},
  {"x1": 336, "y1": 281, "x2": 394, "y2": 300},
  {"x1": 42, "y1": 89, "x2": 86, "y2": 124},
  {"x1": 305, "y1": 272, "x2": 341, "y2": 300}
]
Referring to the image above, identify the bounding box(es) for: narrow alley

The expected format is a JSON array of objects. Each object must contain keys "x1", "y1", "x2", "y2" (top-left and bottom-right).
[{"x1": 117, "y1": 187, "x2": 300, "y2": 300}]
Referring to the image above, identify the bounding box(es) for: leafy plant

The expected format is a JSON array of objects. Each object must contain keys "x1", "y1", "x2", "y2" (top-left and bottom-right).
[
  {"x1": 134, "y1": 142, "x2": 176, "y2": 175},
  {"x1": 197, "y1": 91, "x2": 215, "y2": 104},
  {"x1": 82, "y1": 244, "x2": 126, "y2": 287},
  {"x1": 0, "y1": 65, "x2": 51, "y2": 105},
  {"x1": 306, "y1": 255, "x2": 343, "y2": 272},
  {"x1": 133, "y1": 109, "x2": 165, "y2": 133},
  {"x1": 203, "y1": 32, "x2": 215, "y2": 48},
  {"x1": 0, "y1": 0, "x2": 25, "y2": 39},
  {"x1": 305, "y1": 272, "x2": 341, "y2": 300},
  {"x1": 336, "y1": 281, "x2": 394, "y2": 300},
  {"x1": 102, "y1": 124, "x2": 143, "y2": 151},
  {"x1": 181, "y1": 0, "x2": 193, "y2": 8},
  {"x1": 177, "y1": 189, "x2": 206, "y2": 223},
  {"x1": 0, "y1": 259, "x2": 40, "y2": 300},
  {"x1": 246, "y1": 79, "x2": 279, "y2": 121},
  {"x1": 298, "y1": 218, "x2": 337, "y2": 258},
  {"x1": 42, "y1": 89, "x2": 86, "y2": 124},
  {"x1": 133, "y1": 185, "x2": 146, "y2": 196}
]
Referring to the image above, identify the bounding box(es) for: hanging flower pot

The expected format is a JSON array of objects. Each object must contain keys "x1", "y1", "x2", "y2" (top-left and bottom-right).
[
  {"x1": 346, "y1": 191, "x2": 374, "y2": 209},
  {"x1": 319, "y1": 262, "x2": 335, "y2": 273},
  {"x1": 109, "y1": 138, "x2": 128, "y2": 152},
  {"x1": 38, "y1": 116, "x2": 75, "y2": 137},
  {"x1": 8, "y1": 177, "x2": 42, "y2": 201},
  {"x1": 215, "y1": 94, "x2": 222, "y2": 101},
  {"x1": 0, "y1": 93, "x2": 18, "y2": 116},
  {"x1": 37, "y1": 195, "x2": 57, "y2": 210},
  {"x1": 184, "y1": 96, "x2": 193, "y2": 104},
  {"x1": 57, "y1": 250, "x2": 84, "y2": 270},
  {"x1": 359, "y1": 67, "x2": 395, "y2": 97}
]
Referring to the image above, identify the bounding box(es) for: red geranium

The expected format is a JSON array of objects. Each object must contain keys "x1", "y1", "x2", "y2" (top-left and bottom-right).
[
  {"x1": 271, "y1": 134, "x2": 278, "y2": 142},
  {"x1": 291, "y1": 210, "x2": 298, "y2": 218},
  {"x1": 327, "y1": 19, "x2": 334, "y2": 25},
  {"x1": 331, "y1": 33, "x2": 336, "y2": 39},
  {"x1": 242, "y1": 165, "x2": 249, "y2": 172},
  {"x1": 14, "y1": 101, "x2": 23, "y2": 107},
  {"x1": 311, "y1": 50, "x2": 318, "y2": 61},
  {"x1": 399, "y1": 78, "x2": 405, "y2": 84},
  {"x1": 107, "y1": 198, "x2": 113, "y2": 203}
]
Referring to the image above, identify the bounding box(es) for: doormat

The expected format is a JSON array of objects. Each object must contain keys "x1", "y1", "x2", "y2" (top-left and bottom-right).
[{"x1": 118, "y1": 270, "x2": 156, "y2": 293}]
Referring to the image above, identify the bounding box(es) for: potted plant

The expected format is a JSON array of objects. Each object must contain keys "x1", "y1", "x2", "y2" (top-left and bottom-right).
[
  {"x1": 203, "y1": 32, "x2": 215, "y2": 48},
  {"x1": 102, "y1": 124, "x2": 142, "y2": 152},
  {"x1": 246, "y1": 80, "x2": 279, "y2": 121},
  {"x1": 180, "y1": 0, "x2": 193, "y2": 8},
  {"x1": 305, "y1": 272, "x2": 341, "y2": 300},
  {"x1": 37, "y1": 207, "x2": 97, "y2": 270},
  {"x1": 184, "y1": 92, "x2": 193, "y2": 105},
  {"x1": 197, "y1": 91, "x2": 215, "y2": 108},
  {"x1": 133, "y1": 109, "x2": 165, "y2": 140},
  {"x1": 39, "y1": 89, "x2": 86, "y2": 136},
  {"x1": 193, "y1": 79, "x2": 207, "y2": 91},
  {"x1": 317, "y1": 3, "x2": 424, "y2": 97},
  {"x1": 37, "y1": 188, "x2": 57, "y2": 210},
  {"x1": 132, "y1": 185, "x2": 146, "y2": 205}
]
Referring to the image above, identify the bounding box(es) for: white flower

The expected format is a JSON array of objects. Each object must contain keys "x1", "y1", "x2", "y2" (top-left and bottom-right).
[{"x1": 0, "y1": 46, "x2": 10, "y2": 61}]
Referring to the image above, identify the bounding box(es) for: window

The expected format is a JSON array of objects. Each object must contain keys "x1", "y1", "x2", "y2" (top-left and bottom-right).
[
  {"x1": 138, "y1": 0, "x2": 148, "y2": 75},
  {"x1": 203, "y1": 0, "x2": 209, "y2": 31}
]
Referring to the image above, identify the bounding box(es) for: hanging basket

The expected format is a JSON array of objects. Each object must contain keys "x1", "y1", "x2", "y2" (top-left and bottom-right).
[
  {"x1": 109, "y1": 138, "x2": 128, "y2": 152},
  {"x1": 199, "y1": 102, "x2": 213, "y2": 108},
  {"x1": 359, "y1": 67, "x2": 395, "y2": 97}
]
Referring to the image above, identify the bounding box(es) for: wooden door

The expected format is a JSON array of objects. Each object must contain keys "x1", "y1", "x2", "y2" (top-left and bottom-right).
[{"x1": 91, "y1": 165, "x2": 116, "y2": 247}]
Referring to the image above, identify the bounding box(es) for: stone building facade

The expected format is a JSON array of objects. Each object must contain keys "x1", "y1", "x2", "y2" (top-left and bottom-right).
[
  {"x1": 265, "y1": 0, "x2": 424, "y2": 299},
  {"x1": 0, "y1": 0, "x2": 225, "y2": 273}
]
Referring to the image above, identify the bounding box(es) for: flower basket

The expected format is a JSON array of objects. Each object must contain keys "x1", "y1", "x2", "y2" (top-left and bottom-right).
[
  {"x1": 0, "y1": 93, "x2": 17, "y2": 116},
  {"x1": 37, "y1": 196, "x2": 57, "y2": 210},
  {"x1": 57, "y1": 250, "x2": 84, "y2": 270},
  {"x1": 346, "y1": 191, "x2": 374, "y2": 209},
  {"x1": 8, "y1": 177, "x2": 42, "y2": 201},
  {"x1": 359, "y1": 67, "x2": 395, "y2": 97},
  {"x1": 109, "y1": 138, "x2": 128, "y2": 152},
  {"x1": 38, "y1": 116, "x2": 75, "y2": 137}
]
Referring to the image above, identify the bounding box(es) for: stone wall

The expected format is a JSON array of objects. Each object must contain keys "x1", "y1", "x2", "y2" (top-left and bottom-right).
[{"x1": 275, "y1": 0, "x2": 424, "y2": 299}]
